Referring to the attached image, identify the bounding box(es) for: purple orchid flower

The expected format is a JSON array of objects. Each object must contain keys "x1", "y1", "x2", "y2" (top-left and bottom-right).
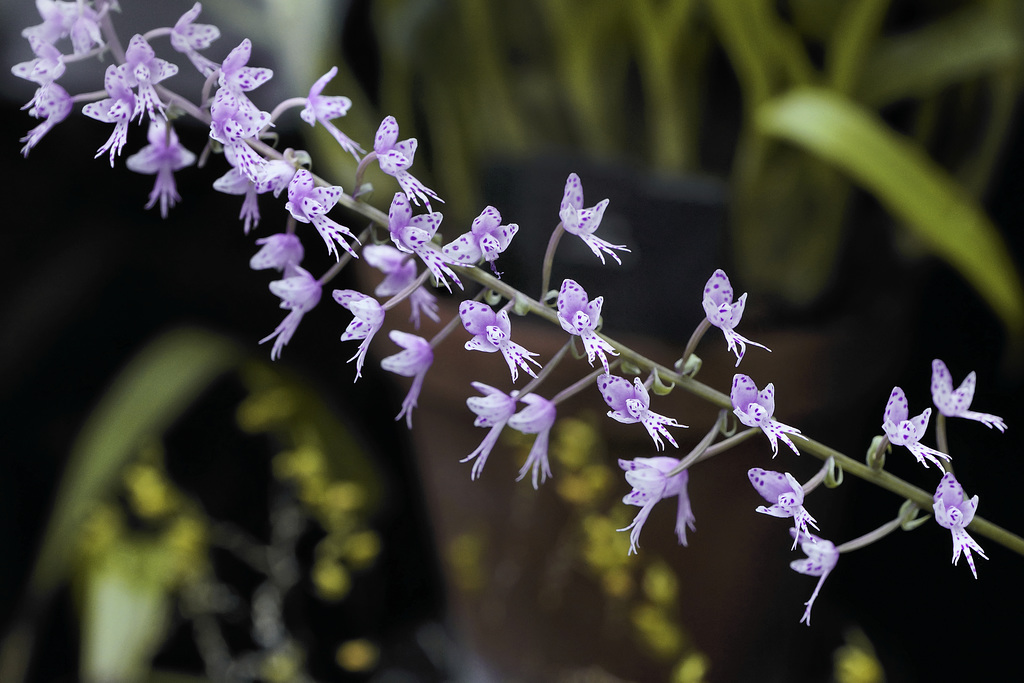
[
  {"x1": 380, "y1": 331, "x2": 433, "y2": 429},
  {"x1": 731, "y1": 374, "x2": 803, "y2": 457},
  {"x1": 82, "y1": 64, "x2": 137, "y2": 166},
  {"x1": 120, "y1": 34, "x2": 178, "y2": 121},
  {"x1": 790, "y1": 530, "x2": 839, "y2": 626},
  {"x1": 170, "y1": 3, "x2": 221, "y2": 76},
  {"x1": 748, "y1": 468, "x2": 818, "y2": 548},
  {"x1": 12, "y1": 37, "x2": 66, "y2": 88},
  {"x1": 24, "y1": 0, "x2": 108, "y2": 55},
  {"x1": 933, "y1": 472, "x2": 987, "y2": 578},
  {"x1": 442, "y1": 205, "x2": 519, "y2": 275},
  {"x1": 559, "y1": 173, "x2": 629, "y2": 265},
  {"x1": 333, "y1": 290, "x2": 385, "y2": 382},
  {"x1": 556, "y1": 279, "x2": 618, "y2": 373},
  {"x1": 618, "y1": 457, "x2": 695, "y2": 555},
  {"x1": 459, "y1": 301, "x2": 541, "y2": 383},
  {"x1": 882, "y1": 387, "x2": 950, "y2": 470},
  {"x1": 213, "y1": 154, "x2": 295, "y2": 234},
  {"x1": 125, "y1": 119, "x2": 196, "y2": 218},
  {"x1": 259, "y1": 265, "x2": 321, "y2": 361},
  {"x1": 362, "y1": 244, "x2": 439, "y2": 329},
  {"x1": 931, "y1": 359, "x2": 1007, "y2": 432},
  {"x1": 702, "y1": 269, "x2": 770, "y2": 367},
  {"x1": 599, "y1": 374, "x2": 685, "y2": 450},
  {"x1": 301, "y1": 66, "x2": 362, "y2": 159},
  {"x1": 387, "y1": 192, "x2": 461, "y2": 292},
  {"x1": 18, "y1": 81, "x2": 72, "y2": 156},
  {"x1": 285, "y1": 169, "x2": 358, "y2": 260},
  {"x1": 374, "y1": 116, "x2": 442, "y2": 209},
  {"x1": 462, "y1": 383, "x2": 518, "y2": 480},
  {"x1": 208, "y1": 86, "x2": 270, "y2": 183},
  {"x1": 509, "y1": 394, "x2": 557, "y2": 489},
  {"x1": 250, "y1": 233, "x2": 304, "y2": 274}
]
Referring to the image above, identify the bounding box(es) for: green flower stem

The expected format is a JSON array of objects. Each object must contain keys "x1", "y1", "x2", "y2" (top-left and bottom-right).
[
  {"x1": 518, "y1": 340, "x2": 573, "y2": 398},
  {"x1": 836, "y1": 503, "x2": 918, "y2": 554},
  {"x1": 801, "y1": 460, "x2": 831, "y2": 495},
  {"x1": 540, "y1": 222, "x2": 566, "y2": 300},
  {"x1": 678, "y1": 317, "x2": 711, "y2": 372},
  {"x1": 666, "y1": 410, "x2": 730, "y2": 476},
  {"x1": 382, "y1": 267, "x2": 432, "y2": 312}
]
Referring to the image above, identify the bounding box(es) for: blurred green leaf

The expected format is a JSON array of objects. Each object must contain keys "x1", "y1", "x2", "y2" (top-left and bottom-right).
[
  {"x1": 29, "y1": 328, "x2": 240, "y2": 599},
  {"x1": 858, "y1": 3, "x2": 1024, "y2": 106},
  {"x1": 757, "y1": 88, "x2": 1024, "y2": 338}
]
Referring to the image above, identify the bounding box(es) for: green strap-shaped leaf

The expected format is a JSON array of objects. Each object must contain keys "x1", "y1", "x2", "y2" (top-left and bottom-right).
[
  {"x1": 29, "y1": 328, "x2": 241, "y2": 599},
  {"x1": 756, "y1": 87, "x2": 1024, "y2": 338}
]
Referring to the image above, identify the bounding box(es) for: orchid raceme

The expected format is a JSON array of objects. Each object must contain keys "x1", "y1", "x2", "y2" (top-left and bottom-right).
[
  {"x1": 374, "y1": 116, "x2": 441, "y2": 209},
  {"x1": 301, "y1": 66, "x2": 362, "y2": 159},
  {"x1": 559, "y1": 172, "x2": 629, "y2": 265},
  {"x1": 930, "y1": 359, "x2": 1007, "y2": 432},
  {"x1": 508, "y1": 394, "x2": 557, "y2": 489},
  {"x1": 618, "y1": 457, "x2": 695, "y2": 555},
  {"x1": 599, "y1": 374, "x2": 685, "y2": 450},
  {"x1": 731, "y1": 374, "x2": 803, "y2": 457},
  {"x1": 790, "y1": 530, "x2": 839, "y2": 626},
  {"x1": 556, "y1": 279, "x2": 617, "y2": 373},
  {"x1": 333, "y1": 290, "x2": 385, "y2": 381},
  {"x1": 882, "y1": 387, "x2": 950, "y2": 470},
  {"x1": 285, "y1": 169, "x2": 358, "y2": 260},
  {"x1": 125, "y1": 119, "x2": 196, "y2": 218},
  {"x1": 748, "y1": 468, "x2": 818, "y2": 548},
  {"x1": 442, "y1": 205, "x2": 519, "y2": 275},
  {"x1": 933, "y1": 472, "x2": 988, "y2": 578},
  {"x1": 260, "y1": 265, "x2": 322, "y2": 361},
  {"x1": 462, "y1": 383, "x2": 518, "y2": 481},
  {"x1": 362, "y1": 244, "x2": 439, "y2": 329},
  {"x1": 387, "y1": 192, "x2": 461, "y2": 292},
  {"x1": 702, "y1": 269, "x2": 770, "y2": 367},
  {"x1": 459, "y1": 301, "x2": 541, "y2": 382},
  {"x1": 380, "y1": 331, "x2": 433, "y2": 429}
]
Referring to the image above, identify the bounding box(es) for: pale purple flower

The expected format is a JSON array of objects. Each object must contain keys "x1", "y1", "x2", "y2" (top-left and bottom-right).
[
  {"x1": 559, "y1": 172, "x2": 629, "y2": 265},
  {"x1": 599, "y1": 374, "x2": 685, "y2": 450},
  {"x1": 333, "y1": 290, "x2": 385, "y2": 381},
  {"x1": 508, "y1": 394, "x2": 556, "y2": 489},
  {"x1": 120, "y1": 34, "x2": 178, "y2": 121},
  {"x1": 462, "y1": 383, "x2": 518, "y2": 480},
  {"x1": 702, "y1": 269, "x2": 770, "y2": 367},
  {"x1": 387, "y1": 192, "x2": 461, "y2": 292},
  {"x1": 374, "y1": 116, "x2": 442, "y2": 209},
  {"x1": 933, "y1": 472, "x2": 987, "y2": 578},
  {"x1": 617, "y1": 457, "x2": 695, "y2": 555},
  {"x1": 459, "y1": 301, "x2": 541, "y2": 383},
  {"x1": 285, "y1": 169, "x2": 358, "y2": 260},
  {"x1": 380, "y1": 331, "x2": 433, "y2": 429},
  {"x1": 731, "y1": 374, "x2": 803, "y2": 457},
  {"x1": 301, "y1": 66, "x2": 362, "y2": 159},
  {"x1": 362, "y1": 244, "x2": 439, "y2": 329},
  {"x1": 260, "y1": 265, "x2": 321, "y2": 361},
  {"x1": 214, "y1": 155, "x2": 295, "y2": 234},
  {"x1": 208, "y1": 86, "x2": 270, "y2": 182},
  {"x1": 250, "y1": 233, "x2": 304, "y2": 274},
  {"x1": 931, "y1": 359, "x2": 1007, "y2": 432},
  {"x1": 12, "y1": 38, "x2": 65, "y2": 88},
  {"x1": 170, "y1": 3, "x2": 221, "y2": 76},
  {"x1": 218, "y1": 38, "x2": 272, "y2": 99},
  {"x1": 82, "y1": 64, "x2": 137, "y2": 166},
  {"x1": 748, "y1": 468, "x2": 818, "y2": 549},
  {"x1": 442, "y1": 205, "x2": 519, "y2": 275},
  {"x1": 556, "y1": 279, "x2": 617, "y2": 373},
  {"x1": 882, "y1": 387, "x2": 950, "y2": 470},
  {"x1": 125, "y1": 119, "x2": 195, "y2": 218},
  {"x1": 24, "y1": 0, "x2": 107, "y2": 55},
  {"x1": 790, "y1": 530, "x2": 839, "y2": 626},
  {"x1": 18, "y1": 81, "x2": 72, "y2": 156}
]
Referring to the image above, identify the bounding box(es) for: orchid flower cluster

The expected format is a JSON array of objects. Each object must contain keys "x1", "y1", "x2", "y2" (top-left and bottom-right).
[{"x1": 12, "y1": 0, "x2": 1018, "y2": 633}]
